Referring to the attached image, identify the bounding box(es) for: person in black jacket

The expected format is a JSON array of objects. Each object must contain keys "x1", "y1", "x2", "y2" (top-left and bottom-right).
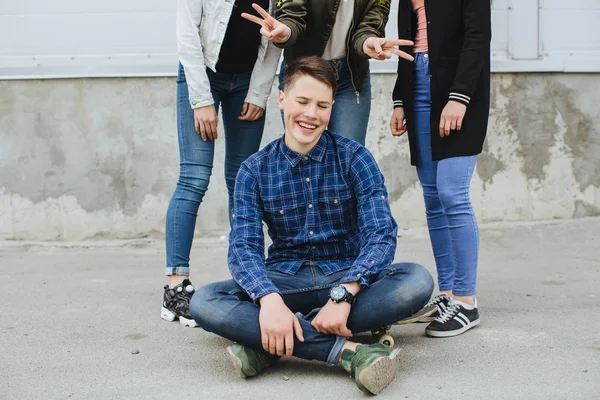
[{"x1": 389, "y1": 0, "x2": 491, "y2": 338}]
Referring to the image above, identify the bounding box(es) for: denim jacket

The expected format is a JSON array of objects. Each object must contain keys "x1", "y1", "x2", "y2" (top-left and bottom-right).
[{"x1": 177, "y1": 0, "x2": 282, "y2": 109}]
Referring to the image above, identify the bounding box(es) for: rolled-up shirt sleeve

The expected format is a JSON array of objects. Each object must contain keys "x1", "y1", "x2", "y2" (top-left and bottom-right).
[{"x1": 228, "y1": 163, "x2": 280, "y2": 302}]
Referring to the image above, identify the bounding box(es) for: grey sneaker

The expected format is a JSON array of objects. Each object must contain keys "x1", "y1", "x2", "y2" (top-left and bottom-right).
[
  {"x1": 341, "y1": 343, "x2": 401, "y2": 395},
  {"x1": 227, "y1": 343, "x2": 279, "y2": 378}
]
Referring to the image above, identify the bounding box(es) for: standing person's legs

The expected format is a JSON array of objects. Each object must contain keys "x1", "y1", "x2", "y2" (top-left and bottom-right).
[
  {"x1": 425, "y1": 163, "x2": 481, "y2": 338},
  {"x1": 411, "y1": 53, "x2": 479, "y2": 336},
  {"x1": 412, "y1": 53, "x2": 454, "y2": 294},
  {"x1": 326, "y1": 59, "x2": 371, "y2": 146},
  {"x1": 435, "y1": 155, "x2": 479, "y2": 300},
  {"x1": 220, "y1": 70, "x2": 265, "y2": 223},
  {"x1": 162, "y1": 64, "x2": 222, "y2": 325}
]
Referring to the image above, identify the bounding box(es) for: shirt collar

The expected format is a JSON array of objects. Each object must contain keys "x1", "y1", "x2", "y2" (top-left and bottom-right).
[{"x1": 279, "y1": 132, "x2": 329, "y2": 167}]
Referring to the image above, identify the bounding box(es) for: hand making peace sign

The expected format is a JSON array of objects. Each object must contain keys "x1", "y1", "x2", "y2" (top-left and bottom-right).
[
  {"x1": 362, "y1": 37, "x2": 415, "y2": 62},
  {"x1": 242, "y1": 3, "x2": 415, "y2": 62},
  {"x1": 241, "y1": 3, "x2": 292, "y2": 44}
]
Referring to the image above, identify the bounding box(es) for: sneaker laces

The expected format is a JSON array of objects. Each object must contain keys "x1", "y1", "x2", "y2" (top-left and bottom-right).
[
  {"x1": 425, "y1": 293, "x2": 450, "y2": 308},
  {"x1": 434, "y1": 302, "x2": 461, "y2": 323}
]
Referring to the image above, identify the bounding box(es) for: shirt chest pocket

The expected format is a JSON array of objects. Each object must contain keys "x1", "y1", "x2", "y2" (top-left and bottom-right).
[
  {"x1": 263, "y1": 196, "x2": 305, "y2": 236},
  {"x1": 318, "y1": 188, "x2": 355, "y2": 229}
]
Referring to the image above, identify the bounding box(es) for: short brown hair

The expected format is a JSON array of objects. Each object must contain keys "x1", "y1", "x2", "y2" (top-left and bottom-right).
[{"x1": 283, "y1": 56, "x2": 337, "y2": 97}]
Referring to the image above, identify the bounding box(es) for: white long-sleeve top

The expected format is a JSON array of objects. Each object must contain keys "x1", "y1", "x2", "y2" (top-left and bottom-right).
[{"x1": 176, "y1": 0, "x2": 282, "y2": 109}]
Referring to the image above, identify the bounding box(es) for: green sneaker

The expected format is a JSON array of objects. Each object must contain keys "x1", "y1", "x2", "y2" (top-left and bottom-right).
[
  {"x1": 340, "y1": 343, "x2": 400, "y2": 395},
  {"x1": 226, "y1": 343, "x2": 279, "y2": 379}
]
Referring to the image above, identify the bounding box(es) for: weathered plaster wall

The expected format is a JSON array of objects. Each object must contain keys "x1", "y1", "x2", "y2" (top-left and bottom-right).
[{"x1": 1, "y1": 73, "x2": 599, "y2": 240}]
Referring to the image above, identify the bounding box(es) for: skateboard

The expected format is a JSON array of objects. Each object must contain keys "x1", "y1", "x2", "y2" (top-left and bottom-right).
[{"x1": 370, "y1": 304, "x2": 439, "y2": 347}]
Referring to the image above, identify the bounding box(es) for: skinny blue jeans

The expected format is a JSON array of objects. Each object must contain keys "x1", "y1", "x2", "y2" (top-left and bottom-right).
[
  {"x1": 165, "y1": 64, "x2": 265, "y2": 276},
  {"x1": 278, "y1": 59, "x2": 371, "y2": 146},
  {"x1": 190, "y1": 262, "x2": 433, "y2": 364},
  {"x1": 413, "y1": 52, "x2": 479, "y2": 296}
]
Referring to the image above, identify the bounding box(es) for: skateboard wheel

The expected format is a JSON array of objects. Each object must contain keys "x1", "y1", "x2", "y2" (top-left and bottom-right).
[{"x1": 379, "y1": 334, "x2": 394, "y2": 347}]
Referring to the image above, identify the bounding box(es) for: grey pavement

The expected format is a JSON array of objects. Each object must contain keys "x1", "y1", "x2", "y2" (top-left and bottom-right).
[{"x1": 1, "y1": 218, "x2": 599, "y2": 400}]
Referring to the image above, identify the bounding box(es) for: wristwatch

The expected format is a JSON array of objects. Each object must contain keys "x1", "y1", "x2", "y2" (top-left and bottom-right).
[{"x1": 329, "y1": 285, "x2": 355, "y2": 304}]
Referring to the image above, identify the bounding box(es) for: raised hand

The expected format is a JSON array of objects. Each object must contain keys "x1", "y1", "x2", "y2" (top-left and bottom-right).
[
  {"x1": 241, "y1": 3, "x2": 291, "y2": 43},
  {"x1": 362, "y1": 37, "x2": 415, "y2": 61}
]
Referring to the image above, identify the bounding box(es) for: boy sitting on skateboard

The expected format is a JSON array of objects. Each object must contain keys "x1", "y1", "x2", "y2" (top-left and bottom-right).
[{"x1": 190, "y1": 56, "x2": 433, "y2": 395}]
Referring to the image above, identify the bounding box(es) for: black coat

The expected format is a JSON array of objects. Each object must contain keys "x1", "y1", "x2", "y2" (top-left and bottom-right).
[{"x1": 392, "y1": 0, "x2": 491, "y2": 165}]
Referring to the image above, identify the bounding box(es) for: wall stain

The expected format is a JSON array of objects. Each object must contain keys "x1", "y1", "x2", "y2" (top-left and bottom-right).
[
  {"x1": 0, "y1": 82, "x2": 16, "y2": 128},
  {"x1": 473, "y1": 83, "x2": 514, "y2": 185},
  {"x1": 572, "y1": 200, "x2": 600, "y2": 218},
  {"x1": 560, "y1": 90, "x2": 600, "y2": 191},
  {"x1": 501, "y1": 75, "x2": 560, "y2": 182},
  {"x1": 50, "y1": 146, "x2": 66, "y2": 168},
  {"x1": 477, "y1": 152, "x2": 506, "y2": 186},
  {"x1": 1, "y1": 78, "x2": 176, "y2": 217},
  {"x1": 500, "y1": 74, "x2": 600, "y2": 190}
]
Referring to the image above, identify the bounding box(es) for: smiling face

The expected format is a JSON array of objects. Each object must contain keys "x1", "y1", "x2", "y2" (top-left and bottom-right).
[{"x1": 279, "y1": 74, "x2": 334, "y2": 155}]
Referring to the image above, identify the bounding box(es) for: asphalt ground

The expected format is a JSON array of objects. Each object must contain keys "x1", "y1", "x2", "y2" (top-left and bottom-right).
[{"x1": 1, "y1": 218, "x2": 599, "y2": 399}]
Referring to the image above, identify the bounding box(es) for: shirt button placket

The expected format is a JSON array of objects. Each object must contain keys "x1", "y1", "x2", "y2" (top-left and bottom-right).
[{"x1": 304, "y1": 168, "x2": 314, "y2": 243}]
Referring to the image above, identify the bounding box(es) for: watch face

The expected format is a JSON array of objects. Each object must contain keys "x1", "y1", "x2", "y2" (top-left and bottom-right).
[{"x1": 330, "y1": 286, "x2": 346, "y2": 301}]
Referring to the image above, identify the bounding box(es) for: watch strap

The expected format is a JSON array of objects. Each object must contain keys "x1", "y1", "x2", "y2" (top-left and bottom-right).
[{"x1": 342, "y1": 292, "x2": 355, "y2": 304}]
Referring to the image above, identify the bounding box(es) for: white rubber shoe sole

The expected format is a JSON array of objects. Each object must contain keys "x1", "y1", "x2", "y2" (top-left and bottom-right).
[
  {"x1": 357, "y1": 348, "x2": 401, "y2": 395},
  {"x1": 395, "y1": 304, "x2": 438, "y2": 325},
  {"x1": 226, "y1": 346, "x2": 248, "y2": 379},
  {"x1": 160, "y1": 307, "x2": 199, "y2": 328}
]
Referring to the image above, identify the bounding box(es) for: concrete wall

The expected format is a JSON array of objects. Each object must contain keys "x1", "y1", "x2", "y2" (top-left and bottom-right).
[{"x1": 1, "y1": 73, "x2": 599, "y2": 241}]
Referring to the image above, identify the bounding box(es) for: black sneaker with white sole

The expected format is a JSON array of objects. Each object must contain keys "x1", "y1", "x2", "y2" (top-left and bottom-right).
[
  {"x1": 161, "y1": 279, "x2": 199, "y2": 328},
  {"x1": 425, "y1": 300, "x2": 480, "y2": 338}
]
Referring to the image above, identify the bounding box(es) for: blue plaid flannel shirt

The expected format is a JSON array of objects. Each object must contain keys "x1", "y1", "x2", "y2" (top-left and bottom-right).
[{"x1": 228, "y1": 131, "x2": 398, "y2": 301}]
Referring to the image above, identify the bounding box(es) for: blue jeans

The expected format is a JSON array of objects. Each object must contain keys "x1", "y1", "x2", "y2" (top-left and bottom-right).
[
  {"x1": 413, "y1": 52, "x2": 479, "y2": 296},
  {"x1": 278, "y1": 59, "x2": 371, "y2": 145},
  {"x1": 190, "y1": 261, "x2": 433, "y2": 365},
  {"x1": 190, "y1": 262, "x2": 433, "y2": 364},
  {"x1": 165, "y1": 64, "x2": 265, "y2": 276}
]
